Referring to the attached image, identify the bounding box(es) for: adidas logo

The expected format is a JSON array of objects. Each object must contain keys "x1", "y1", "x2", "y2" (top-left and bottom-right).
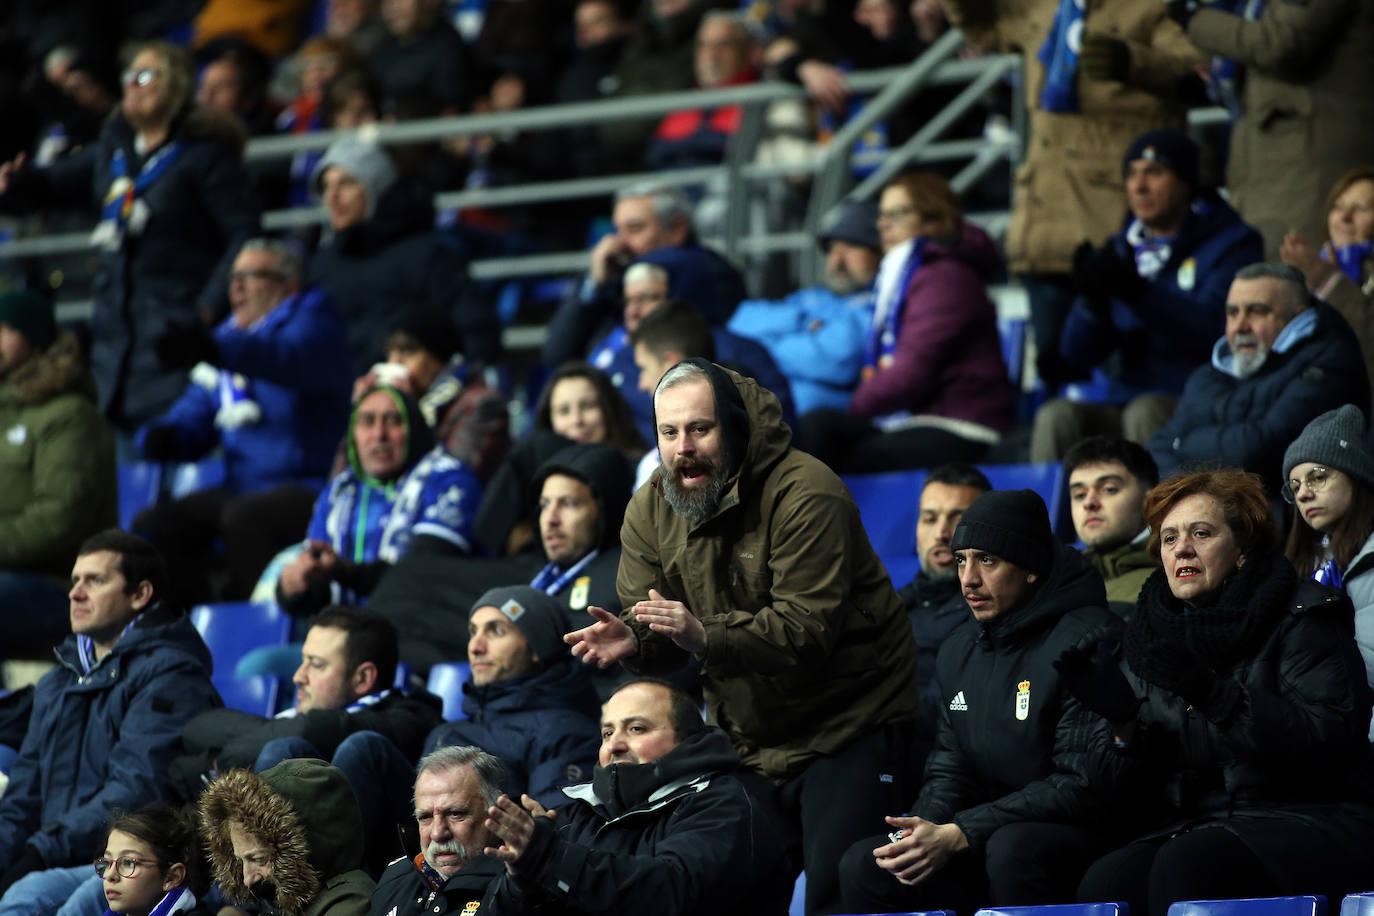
[{"x1": 949, "y1": 691, "x2": 968, "y2": 711}]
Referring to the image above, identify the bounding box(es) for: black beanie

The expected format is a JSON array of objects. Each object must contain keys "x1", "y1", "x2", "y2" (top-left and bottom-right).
[
  {"x1": 1122, "y1": 128, "x2": 1199, "y2": 189},
  {"x1": 951, "y1": 489, "x2": 1054, "y2": 576}
]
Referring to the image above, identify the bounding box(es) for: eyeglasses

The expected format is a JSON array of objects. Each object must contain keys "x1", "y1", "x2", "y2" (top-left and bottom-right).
[
  {"x1": 230, "y1": 269, "x2": 286, "y2": 283},
  {"x1": 1283, "y1": 466, "x2": 1333, "y2": 504},
  {"x1": 122, "y1": 67, "x2": 160, "y2": 88},
  {"x1": 876, "y1": 205, "x2": 915, "y2": 223},
  {"x1": 94, "y1": 856, "x2": 160, "y2": 879}
]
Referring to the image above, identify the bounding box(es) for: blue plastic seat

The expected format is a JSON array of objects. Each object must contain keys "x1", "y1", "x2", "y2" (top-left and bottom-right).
[
  {"x1": 427, "y1": 662, "x2": 472, "y2": 721},
  {"x1": 1340, "y1": 894, "x2": 1374, "y2": 916},
  {"x1": 999, "y1": 316, "x2": 1027, "y2": 388},
  {"x1": 1169, "y1": 897, "x2": 1326, "y2": 916},
  {"x1": 978, "y1": 904, "x2": 1127, "y2": 916},
  {"x1": 190, "y1": 602, "x2": 294, "y2": 715},
  {"x1": 117, "y1": 462, "x2": 163, "y2": 530},
  {"x1": 843, "y1": 469, "x2": 928, "y2": 558}
]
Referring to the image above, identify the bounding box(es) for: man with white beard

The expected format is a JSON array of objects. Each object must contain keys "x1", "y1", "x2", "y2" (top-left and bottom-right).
[{"x1": 1148, "y1": 262, "x2": 1369, "y2": 488}]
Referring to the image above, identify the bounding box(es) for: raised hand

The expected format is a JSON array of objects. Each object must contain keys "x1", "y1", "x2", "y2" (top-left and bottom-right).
[
  {"x1": 631, "y1": 588, "x2": 707, "y2": 654},
  {"x1": 564, "y1": 606, "x2": 638, "y2": 668}
]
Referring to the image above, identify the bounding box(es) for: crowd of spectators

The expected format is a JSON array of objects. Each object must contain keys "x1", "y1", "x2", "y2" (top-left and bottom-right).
[{"x1": 3, "y1": 1, "x2": 1374, "y2": 916}]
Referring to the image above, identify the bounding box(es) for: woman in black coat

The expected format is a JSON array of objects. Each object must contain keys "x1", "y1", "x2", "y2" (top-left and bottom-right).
[{"x1": 1068, "y1": 468, "x2": 1374, "y2": 916}]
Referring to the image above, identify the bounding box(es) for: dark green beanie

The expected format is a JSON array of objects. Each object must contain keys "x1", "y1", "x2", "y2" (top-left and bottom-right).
[{"x1": 0, "y1": 290, "x2": 56, "y2": 351}]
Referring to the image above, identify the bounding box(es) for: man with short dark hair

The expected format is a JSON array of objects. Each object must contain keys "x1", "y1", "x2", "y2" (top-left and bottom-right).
[
  {"x1": 480, "y1": 678, "x2": 791, "y2": 915},
  {"x1": 0, "y1": 530, "x2": 219, "y2": 909},
  {"x1": 897, "y1": 462, "x2": 992, "y2": 767},
  {"x1": 567, "y1": 359, "x2": 917, "y2": 915},
  {"x1": 371, "y1": 745, "x2": 507, "y2": 915},
  {"x1": 426, "y1": 586, "x2": 601, "y2": 807},
  {"x1": 0, "y1": 289, "x2": 116, "y2": 652},
  {"x1": 1148, "y1": 262, "x2": 1370, "y2": 483},
  {"x1": 1031, "y1": 129, "x2": 1265, "y2": 461},
  {"x1": 135, "y1": 237, "x2": 353, "y2": 603},
  {"x1": 1063, "y1": 436, "x2": 1160, "y2": 615}
]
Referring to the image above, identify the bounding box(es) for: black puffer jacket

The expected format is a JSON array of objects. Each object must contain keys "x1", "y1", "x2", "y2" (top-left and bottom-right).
[
  {"x1": 486, "y1": 728, "x2": 791, "y2": 916},
  {"x1": 916, "y1": 542, "x2": 1128, "y2": 851},
  {"x1": 3, "y1": 107, "x2": 259, "y2": 429},
  {"x1": 307, "y1": 179, "x2": 500, "y2": 374},
  {"x1": 1120, "y1": 556, "x2": 1374, "y2": 887}
]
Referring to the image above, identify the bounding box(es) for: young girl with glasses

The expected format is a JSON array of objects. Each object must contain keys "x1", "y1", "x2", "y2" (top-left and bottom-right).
[{"x1": 95, "y1": 804, "x2": 209, "y2": 916}]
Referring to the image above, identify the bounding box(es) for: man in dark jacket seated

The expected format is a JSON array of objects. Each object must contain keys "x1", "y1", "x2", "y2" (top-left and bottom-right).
[
  {"x1": 1148, "y1": 262, "x2": 1371, "y2": 486},
  {"x1": 426, "y1": 587, "x2": 601, "y2": 808},
  {"x1": 480, "y1": 678, "x2": 792, "y2": 916},
  {"x1": 838, "y1": 490, "x2": 1131, "y2": 914},
  {"x1": 170, "y1": 607, "x2": 442, "y2": 874}
]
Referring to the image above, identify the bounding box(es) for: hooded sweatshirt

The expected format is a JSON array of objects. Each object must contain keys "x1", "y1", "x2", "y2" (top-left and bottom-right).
[{"x1": 200, "y1": 759, "x2": 375, "y2": 916}]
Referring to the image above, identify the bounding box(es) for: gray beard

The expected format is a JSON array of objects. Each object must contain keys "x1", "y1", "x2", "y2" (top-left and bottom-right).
[{"x1": 661, "y1": 461, "x2": 731, "y2": 524}]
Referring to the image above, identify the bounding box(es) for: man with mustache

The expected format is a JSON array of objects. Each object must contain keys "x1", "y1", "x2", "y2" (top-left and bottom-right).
[
  {"x1": 479, "y1": 679, "x2": 790, "y2": 916},
  {"x1": 565, "y1": 359, "x2": 917, "y2": 916},
  {"x1": 276, "y1": 383, "x2": 482, "y2": 615},
  {"x1": 371, "y1": 746, "x2": 507, "y2": 916},
  {"x1": 1147, "y1": 262, "x2": 1369, "y2": 487}
]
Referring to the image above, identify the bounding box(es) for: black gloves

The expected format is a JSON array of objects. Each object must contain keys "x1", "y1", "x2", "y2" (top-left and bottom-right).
[
  {"x1": 1135, "y1": 639, "x2": 1242, "y2": 722},
  {"x1": 141, "y1": 426, "x2": 179, "y2": 462},
  {"x1": 1072, "y1": 240, "x2": 1146, "y2": 309},
  {"x1": 0, "y1": 846, "x2": 45, "y2": 896},
  {"x1": 155, "y1": 320, "x2": 219, "y2": 370},
  {"x1": 1079, "y1": 36, "x2": 1131, "y2": 83},
  {"x1": 1054, "y1": 640, "x2": 1142, "y2": 725}
]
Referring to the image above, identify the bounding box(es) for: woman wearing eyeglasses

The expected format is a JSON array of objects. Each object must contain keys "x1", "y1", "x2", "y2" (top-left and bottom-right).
[
  {"x1": 1283, "y1": 404, "x2": 1374, "y2": 738},
  {"x1": 95, "y1": 804, "x2": 210, "y2": 916},
  {"x1": 0, "y1": 40, "x2": 259, "y2": 453}
]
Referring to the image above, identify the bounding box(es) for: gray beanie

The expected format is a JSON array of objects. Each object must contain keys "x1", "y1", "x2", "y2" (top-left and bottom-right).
[
  {"x1": 1282, "y1": 404, "x2": 1374, "y2": 488},
  {"x1": 311, "y1": 139, "x2": 398, "y2": 218},
  {"x1": 951, "y1": 489, "x2": 1054, "y2": 577},
  {"x1": 470, "y1": 586, "x2": 568, "y2": 665}
]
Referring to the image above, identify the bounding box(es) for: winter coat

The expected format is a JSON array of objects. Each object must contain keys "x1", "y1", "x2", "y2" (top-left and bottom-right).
[
  {"x1": 178, "y1": 688, "x2": 444, "y2": 778},
  {"x1": 618, "y1": 362, "x2": 918, "y2": 782},
  {"x1": 645, "y1": 69, "x2": 759, "y2": 171},
  {"x1": 1060, "y1": 192, "x2": 1265, "y2": 400},
  {"x1": 942, "y1": 0, "x2": 1203, "y2": 274},
  {"x1": 849, "y1": 223, "x2": 1014, "y2": 434},
  {"x1": 727, "y1": 285, "x2": 874, "y2": 415},
  {"x1": 0, "y1": 331, "x2": 116, "y2": 578},
  {"x1": 915, "y1": 543, "x2": 1127, "y2": 851},
  {"x1": 486, "y1": 728, "x2": 791, "y2": 916},
  {"x1": 307, "y1": 180, "x2": 500, "y2": 375},
  {"x1": 1119, "y1": 557, "x2": 1374, "y2": 889},
  {"x1": 201, "y1": 759, "x2": 374, "y2": 916},
  {"x1": 0, "y1": 605, "x2": 220, "y2": 868},
  {"x1": 2, "y1": 108, "x2": 260, "y2": 428},
  {"x1": 1187, "y1": 0, "x2": 1374, "y2": 256},
  {"x1": 426, "y1": 661, "x2": 601, "y2": 808},
  {"x1": 137, "y1": 287, "x2": 352, "y2": 494},
  {"x1": 898, "y1": 569, "x2": 974, "y2": 762},
  {"x1": 1321, "y1": 255, "x2": 1374, "y2": 405},
  {"x1": 1334, "y1": 530, "x2": 1374, "y2": 739},
  {"x1": 368, "y1": 18, "x2": 473, "y2": 112},
  {"x1": 1084, "y1": 538, "x2": 1157, "y2": 617},
  {"x1": 1148, "y1": 299, "x2": 1370, "y2": 482},
  {"x1": 371, "y1": 853, "x2": 502, "y2": 916}
]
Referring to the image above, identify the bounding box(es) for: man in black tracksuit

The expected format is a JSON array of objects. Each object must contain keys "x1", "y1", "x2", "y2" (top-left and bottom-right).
[
  {"x1": 840, "y1": 489, "x2": 1130, "y2": 914},
  {"x1": 480, "y1": 678, "x2": 793, "y2": 916}
]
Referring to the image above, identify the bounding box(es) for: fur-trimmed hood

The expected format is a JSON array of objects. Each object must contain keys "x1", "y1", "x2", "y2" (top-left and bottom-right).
[
  {"x1": 0, "y1": 331, "x2": 96, "y2": 407},
  {"x1": 199, "y1": 759, "x2": 364, "y2": 914}
]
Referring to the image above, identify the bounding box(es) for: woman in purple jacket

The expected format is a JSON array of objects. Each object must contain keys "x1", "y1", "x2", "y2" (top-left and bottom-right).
[{"x1": 797, "y1": 172, "x2": 1015, "y2": 472}]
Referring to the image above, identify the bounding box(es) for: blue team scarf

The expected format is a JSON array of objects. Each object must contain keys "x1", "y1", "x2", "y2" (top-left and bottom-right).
[
  {"x1": 77, "y1": 615, "x2": 145, "y2": 673},
  {"x1": 1037, "y1": 0, "x2": 1085, "y2": 113},
  {"x1": 530, "y1": 549, "x2": 600, "y2": 595},
  {"x1": 275, "y1": 688, "x2": 394, "y2": 719},
  {"x1": 1208, "y1": 0, "x2": 1266, "y2": 116},
  {"x1": 103, "y1": 885, "x2": 196, "y2": 916},
  {"x1": 1315, "y1": 554, "x2": 1344, "y2": 589},
  {"x1": 863, "y1": 238, "x2": 926, "y2": 379},
  {"x1": 1325, "y1": 240, "x2": 1374, "y2": 284},
  {"x1": 590, "y1": 326, "x2": 629, "y2": 370},
  {"x1": 92, "y1": 143, "x2": 183, "y2": 250}
]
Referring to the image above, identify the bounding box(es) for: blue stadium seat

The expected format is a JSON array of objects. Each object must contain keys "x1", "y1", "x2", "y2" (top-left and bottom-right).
[
  {"x1": 427, "y1": 662, "x2": 472, "y2": 721},
  {"x1": 1340, "y1": 894, "x2": 1374, "y2": 916},
  {"x1": 1169, "y1": 897, "x2": 1326, "y2": 916},
  {"x1": 980, "y1": 462, "x2": 1066, "y2": 535},
  {"x1": 999, "y1": 316, "x2": 1027, "y2": 388},
  {"x1": 117, "y1": 462, "x2": 162, "y2": 530},
  {"x1": 191, "y1": 602, "x2": 294, "y2": 715},
  {"x1": 843, "y1": 469, "x2": 927, "y2": 558},
  {"x1": 978, "y1": 904, "x2": 1128, "y2": 916}
]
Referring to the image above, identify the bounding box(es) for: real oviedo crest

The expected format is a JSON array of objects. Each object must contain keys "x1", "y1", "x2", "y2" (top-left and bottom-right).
[{"x1": 1015, "y1": 680, "x2": 1031, "y2": 721}]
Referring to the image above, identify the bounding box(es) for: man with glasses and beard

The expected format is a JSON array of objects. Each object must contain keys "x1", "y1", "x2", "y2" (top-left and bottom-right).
[
  {"x1": 565, "y1": 358, "x2": 918, "y2": 916},
  {"x1": 1147, "y1": 263, "x2": 1369, "y2": 488}
]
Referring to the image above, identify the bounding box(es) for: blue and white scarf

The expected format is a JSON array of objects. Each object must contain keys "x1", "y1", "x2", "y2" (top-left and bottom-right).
[
  {"x1": 863, "y1": 237, "x2": 926, "y2": 380},
  {"x1": 91, "y1": 143, "x2": 183, "y2": 251},
  {"x1": 77, "y1": 615, "x2": 145, "y2": 673},
  {"x1": 530, "y1": 549, "x2": 600, "y2": 596},
  {"x1": 1037, "y1": 0, "x2": 1086, "y2": 113},
  {"x1": 102, "y1": 881, "x2": 197, "y2": 916},
  {"x1": 275, "y1": 688, "x2": 394, "y2": 719},
  {"x1": 1325, "y1": 240, "x2": 1374, "y2": 284},
  {"x1": 1207, "y1": 0, "x2": 1266, "y2": 116}
]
